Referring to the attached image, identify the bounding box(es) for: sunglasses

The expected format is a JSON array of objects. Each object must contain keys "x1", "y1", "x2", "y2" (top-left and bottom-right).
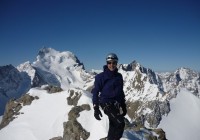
[{"x1": 107, "y1": 61, "x2": 117, "y2": 65}]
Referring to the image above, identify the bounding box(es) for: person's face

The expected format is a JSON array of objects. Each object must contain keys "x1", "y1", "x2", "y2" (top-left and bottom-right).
[{"x1": 107, "y1": 60, "x2": 117, "y2": 71}]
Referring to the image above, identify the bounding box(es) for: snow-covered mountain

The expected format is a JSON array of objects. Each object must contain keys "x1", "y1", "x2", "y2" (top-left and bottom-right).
[
  {"x1": 158, "y1": 67, "x2": 200, "y2": 98},
  {"x1": 17, "y1": 48, "x2": 92, "y2": 90},
  {"x1": 117, "y1": 61, "x2": 170, "y2": 128},
  {"x1": 0, "y1": 47, "x2": 200, "y2": 140}
]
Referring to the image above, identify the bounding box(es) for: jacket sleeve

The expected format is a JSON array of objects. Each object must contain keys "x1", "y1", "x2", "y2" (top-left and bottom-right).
[
  {"x1": 91, "y1": 75, "x2": 102, "y2": 105},
  {"x1": 120, "y1": 73, "x2": 126, "y2": 104}
]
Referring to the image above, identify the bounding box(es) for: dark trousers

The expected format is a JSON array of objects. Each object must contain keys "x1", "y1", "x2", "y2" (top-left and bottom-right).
[{"x1": 101, "y1": 102, "x2": 125, "y2": 140}]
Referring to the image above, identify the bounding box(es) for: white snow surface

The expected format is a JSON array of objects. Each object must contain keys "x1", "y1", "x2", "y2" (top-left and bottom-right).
[
  {"x1": 159, "y1": 88, "x2": 200, "y2": 140},
  {"x1": 0, "y1": 88, "x2": 132, "y2": 140},
  {"x1": 1, "y1": 87, "x2": 199, "y2": 140},
  {"x1": 0, "y1": 88, "x2": 71, "y2": 140}
]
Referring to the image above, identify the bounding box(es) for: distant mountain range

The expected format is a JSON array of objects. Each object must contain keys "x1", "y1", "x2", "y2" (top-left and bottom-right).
[{"x1": 0, "y1": 47, "x2": 199, "y2": 140}]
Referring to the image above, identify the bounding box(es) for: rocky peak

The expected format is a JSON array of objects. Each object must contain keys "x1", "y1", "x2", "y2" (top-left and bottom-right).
[
  {"x1": 35, "y1": 47, "x2": 85, "y2": 70},
  {"x1": 30, "y1": 47, "x2": 92, "y2": 90},
  {"x1": 158, "y1": 67, "x2": 200, "y2": 98},
  {"x1": 119, "y1": 60, "x2": 140, "y2": 71},
  {"x1": 118, "y1": 61, "x2": 169, "y2": 128},
  {"x1": 119, "y1": 60, "x2": 163, "y2": 93},
  {"x1": 17, "y1": 61, "x2": 35, "y2": 81},
  {"x1": 175, "y1": 67, "x2": 199, "y2": 80}
]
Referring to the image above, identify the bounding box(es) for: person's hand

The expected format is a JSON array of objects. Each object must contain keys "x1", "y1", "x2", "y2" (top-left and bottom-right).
[
  {"x1": 94, "y1": 105, "x2": 102, "y2": 120},
  {"x1": 121, "y1": 103, "x2": 127, "y2": 116}
]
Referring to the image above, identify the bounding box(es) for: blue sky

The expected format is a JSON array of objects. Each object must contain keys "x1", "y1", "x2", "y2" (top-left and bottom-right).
[{"x1": 0, "y1": 0, "x2": 200, "y2": 72}]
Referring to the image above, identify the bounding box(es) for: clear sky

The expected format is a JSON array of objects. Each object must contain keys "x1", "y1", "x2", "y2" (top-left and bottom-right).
[{"x1": 0, "y1": 0, "x2": 200, "y2": 72}]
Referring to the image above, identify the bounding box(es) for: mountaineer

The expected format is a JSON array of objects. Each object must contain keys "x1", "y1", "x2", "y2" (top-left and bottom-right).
[{"x1": 92, "y1": 53, "x2": 127, "y2": 140}]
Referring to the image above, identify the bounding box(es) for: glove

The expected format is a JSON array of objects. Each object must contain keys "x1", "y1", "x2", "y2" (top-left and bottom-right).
[
  {"x1": 94, "y1": 105, "x2": 102, "y2": 120},
  {"x1": 121, "y1": 103, "x2": 127, "y2": 116}
]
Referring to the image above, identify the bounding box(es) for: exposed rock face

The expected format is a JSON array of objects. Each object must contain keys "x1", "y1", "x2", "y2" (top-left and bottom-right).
[
  {"x1": 127, "y1": 100, "x2": 170, "y2": 128},
  {"x1": 0, "y1": 64, "x2": 31, "y2": 115},
  {"x1": 43, "y1": 85, "x2": 63, "y2": 93},
  {"x1": 124, "y1": 118, "x2": 167, "y2": 140},
  {"x1": 67, "y1": 89, "x2": 82, "y2": 106},
  {"x1": 118, "y1": 61, "x2": 170, "y2": 128},
  {"x1": 63, "y1": 105, "x2": 90, "y2": 140},
  {"x1": 145, "y1": 100, "x2": 170, "y2": 128},
  {"x1": 63, "y1": 89, "x2": 91, "y2": 140},
  {"x1": 49, "y1": 137, "x2": 63, "y2": 140},
  {"x1": 0, "y1": 94, "x2": 38, "y2": 129}
]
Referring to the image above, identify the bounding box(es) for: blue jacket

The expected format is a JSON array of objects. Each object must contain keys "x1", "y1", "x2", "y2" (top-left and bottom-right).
[{"x1": 92, "y1": 65, "x2": 126, "y2": 105}]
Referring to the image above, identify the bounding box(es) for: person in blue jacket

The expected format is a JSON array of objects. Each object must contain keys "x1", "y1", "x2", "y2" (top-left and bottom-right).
[{"x1": 92, "y1": 53, "x2": 127, "y2": 140}]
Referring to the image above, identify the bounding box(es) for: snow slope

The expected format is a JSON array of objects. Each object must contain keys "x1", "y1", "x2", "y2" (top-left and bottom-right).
[
  {"x1": 0, "y1": 86, "x2": 199, "y2": 140},
  {"x1": 0, "y1": 87, "x2": 133, "y2": 140},
  {"x1": 159, "y1": 89, "x2": 200, "y2": 140},
  {"x1": 0, "y1": 88, "x2": 71, "y2": 140}
]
